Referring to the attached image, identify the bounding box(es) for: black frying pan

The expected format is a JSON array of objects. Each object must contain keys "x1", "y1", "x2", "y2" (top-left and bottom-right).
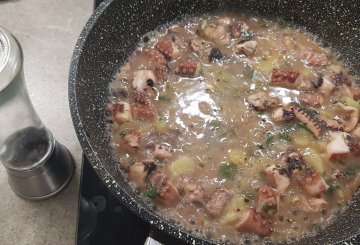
[{"x1": 69, "y1": 0, "x2": 360, "y2": 244}]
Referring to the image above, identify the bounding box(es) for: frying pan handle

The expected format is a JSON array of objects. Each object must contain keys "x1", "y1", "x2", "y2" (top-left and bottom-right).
[{"x1": 144, "y1": 237, "x2": 163, "y2": 245}]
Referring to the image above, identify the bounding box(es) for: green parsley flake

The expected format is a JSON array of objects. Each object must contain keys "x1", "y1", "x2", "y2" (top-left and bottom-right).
[
  {"x1": 144, "y1": 186, "x2": 158, "y2": 199},
  {"x1": 219, "y1": 163, "x2": 237, "y2": 180}
]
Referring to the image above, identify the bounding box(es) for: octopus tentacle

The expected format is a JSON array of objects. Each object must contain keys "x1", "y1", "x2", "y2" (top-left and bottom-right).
[
  {"x1": 270, "y1": 69, "x2": 300, "y2": 89},
  {"x1": 272, "y1": 106, "x2": 295, "y2": 122},
  {"x1": 319, "y1": 103, "x2": 359, "y2": 132},
  {"x1": 155, "y1": 38, "x2": 181, "y2": 60},
  {"x1": 319, "y1": 114, "x2": 344, "y2": 131},
  {"x1": 291, "y1": 105, "x2": 322, "y2": 138}
]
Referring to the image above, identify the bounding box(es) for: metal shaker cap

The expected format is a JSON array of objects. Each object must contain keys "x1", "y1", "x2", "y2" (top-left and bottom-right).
[{"x1": 0, "y1": 26, "x2": 22, "y2": 92}]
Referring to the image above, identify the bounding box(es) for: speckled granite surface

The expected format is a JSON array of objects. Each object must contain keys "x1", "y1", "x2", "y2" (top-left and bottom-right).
[{"x1": 0, "y1": 0, "x2": 93, "y2": 244}]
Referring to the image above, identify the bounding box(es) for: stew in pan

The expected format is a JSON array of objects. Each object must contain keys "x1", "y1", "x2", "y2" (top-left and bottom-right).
[{"x1": 108, "y1": 14, "x2": 360, "y2": 243}]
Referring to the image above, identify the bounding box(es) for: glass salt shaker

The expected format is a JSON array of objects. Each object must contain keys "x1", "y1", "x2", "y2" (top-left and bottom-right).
[{"x1": 0, "y1": 26, "x2": 75, "y2": 200}]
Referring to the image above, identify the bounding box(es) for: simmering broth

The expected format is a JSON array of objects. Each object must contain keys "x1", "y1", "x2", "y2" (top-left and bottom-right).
[{"x1": 108, "y1": 14, "x2": 360, "y2": 243}]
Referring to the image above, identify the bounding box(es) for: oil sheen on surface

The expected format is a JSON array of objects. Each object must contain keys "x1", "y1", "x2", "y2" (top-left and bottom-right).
[{"x1": 108, "y1": 14, "x2": 360, "y2": 243}]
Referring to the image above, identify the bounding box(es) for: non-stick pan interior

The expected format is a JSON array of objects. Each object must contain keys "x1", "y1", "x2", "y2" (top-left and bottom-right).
[{"x1": 69, "y1": 0, "x2": 360, "y2": 244}]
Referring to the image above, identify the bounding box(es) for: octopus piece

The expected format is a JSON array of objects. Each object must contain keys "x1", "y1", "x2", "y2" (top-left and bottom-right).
[
  {"x1": 320, "y1": 103, "x2": 359, "y2": 132},
  {"x1": 293, "y1": 196, "x2": 328, "y2": 213},
  {"x1": 270, "y1": 69, "x2": 300, "y2": 89},
  {"x1": 173, "y1": 36, "x2": 187, "y2": 50},
  {"x1": 235, "y1": 40, "x2": 257, "y2": 55},
  {"x1": 124, "y1": 130, "x2": 142, "y2": 147},
  {"x1": 197, "y1": 20, "x2": 230, "y2": 45},
  {"x1": 319, "y1": 114, "x2": 344, "y2": 131},
  {"x1": 108, "y1": 102, "x2": 132, "y2": 124},
  {"x1": 153, "y1": 144, "x2": 173, "y2": 159},
  {"x1": 298, "y1": 169, "x2": 329, "y2": 196},
  {"x1": 314, "y1": 76, "x2": 335, "y2": 97},
  {"x1": 235, "y1": 208, "x2": 273, "y2": 236},
  {"x1": 292, "y1": 106, "x2": 322, "y2": 138},
  {"x1": 210, "y1": 25, "x2": 231, "y2": 45},
  {"x1": 130, "y1": 91, "x2": 151, "y2": 106},
  {"x1": 132, "y1": 70, "x2": 156, "y2": 94},
  {"x1": 143, "y1": 48, "x2": 166, "y2": 65},
  {"x1": 204, "y1": 188, "x2": 232, "y2": 217},
  {"x1": 155, "y1": 65, "x2": 168, "y2": 82},
  {"x1": 231, "y1": 21, "x2": 249, "y2": 38},
  {"x1": 246, "y1": 92, "x2": 280, "y2": 111},
  {"x1": 298, "y1": 91, "x2": 324, "y2": 108},
  {"x1": 272, "y1": 106, "x2": 295, "y2": 122},
  {"x1": 257, "y1": 186, "x2": 278, "y2": 215},
  {"x1": 332, "y1": 72, "x2": 351, "y2": 87},
  {"x1": 326, "y1": 131, "x2": 350, "y2": 161},
  {"x1": 189, "y1": 38, "x2": 212, "y2": 55},
  {"x1": 155, "y1": 38, "x2": 181, "y2": 60},
  {"x1": 150, "y1": 171, "x2": 181, "y2": 207},
  {"x1": 208, "y1": 47, "x2": 223, "y2": 62},
  {"x1": 265, "y1": 165, "x2": 290, "y2": 193},
  {"x1": 278, "y1": 149, "x2": 305, "y2": 176},
  {"x1": 158, "y1": 182, "x2": 182, "y2": 207},
  {"x1": 301, "y1": 50, "x2": 330, "y2": 67},
  {"x1": 179, "y1": 180, "x2": 207, "y2": 205},
  {"x1": 130, "y1": 91, "x2": 156, "y2": 120},
  {"x1": 131, "y1": 103, "x2": 156, "y2": 120},
  {"x1": 175, "y1": 61, "x2": 200, "y2": 77},
  {"x1": 335, "y1": 103, "x2": 359, "y2": 132},
  {"x1": 120, "y1": 130, "x2": 142, "y2": 154},
  {"x1": 128, "y1": 160, "x2": 156, "y2": 190}
]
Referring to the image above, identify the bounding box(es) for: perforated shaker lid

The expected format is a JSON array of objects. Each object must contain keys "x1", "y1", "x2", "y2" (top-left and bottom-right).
[{"x1": 0, "y1": 26, "x2": 22, "y2": 92}]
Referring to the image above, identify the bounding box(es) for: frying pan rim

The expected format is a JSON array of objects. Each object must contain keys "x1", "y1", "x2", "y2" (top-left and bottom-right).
[{"x1": 68, "y1": 0, "x2": 360, "y2": 244}]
